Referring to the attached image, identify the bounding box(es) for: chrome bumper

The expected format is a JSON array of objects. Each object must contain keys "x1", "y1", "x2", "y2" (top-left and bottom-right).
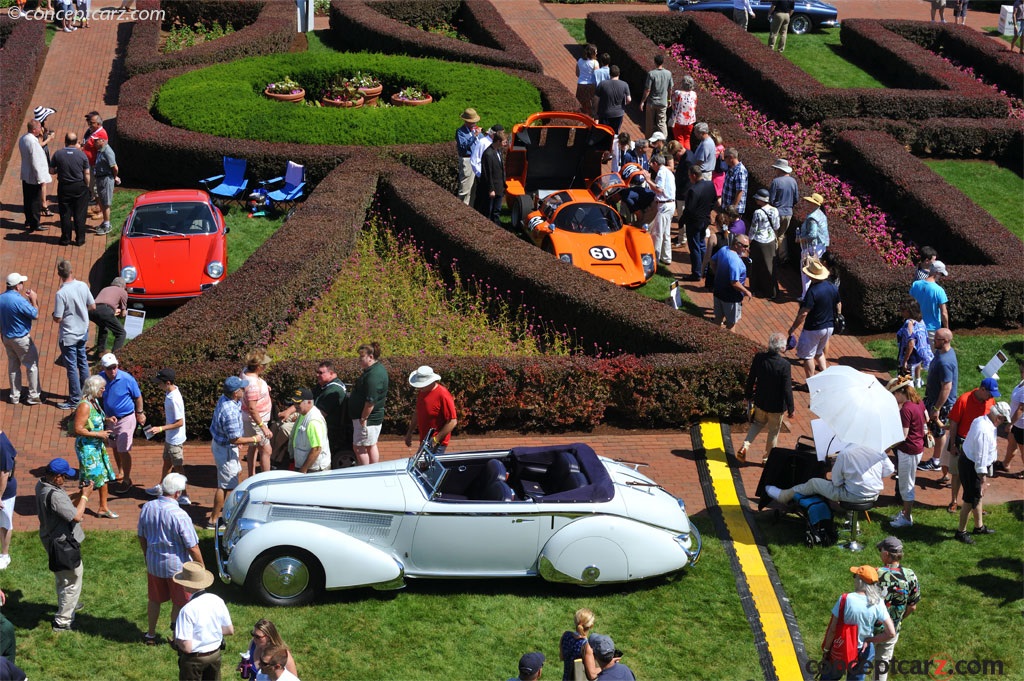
[{"x1": 213, "y1": 519, "x2": 231, "y2": 583}]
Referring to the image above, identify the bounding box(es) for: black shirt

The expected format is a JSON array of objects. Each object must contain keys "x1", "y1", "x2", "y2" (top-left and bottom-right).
[
  {"x1": 772, "y1": 0, "x2": 796, "y2": 12},
  {"x1": 745, "y1": 350, "x2": 794, "y2": 414},
  {"x1": 802, "y1": 280, "x2": 840, "y2": 331},
  {"x1": 50, "y1": 146, "x2": 89, "y2": 185}
]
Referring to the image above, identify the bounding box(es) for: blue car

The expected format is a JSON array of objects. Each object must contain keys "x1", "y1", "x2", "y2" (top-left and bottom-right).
[{"x1": 666, "y1": 0, "x2": 839, "y2": 34}]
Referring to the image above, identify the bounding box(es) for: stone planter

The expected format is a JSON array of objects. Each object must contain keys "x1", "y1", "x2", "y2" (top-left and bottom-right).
[
  {"x1": 358, "y1": 84, "x2": 383, "y2": 107},
  {"x1": 264, "y1": 88, "x2": 305, "y2": 103},
  {"x1": 390, "y1": 93, "x2": 432, "y2": 107},
  {"x1": 321, "y1": 96, "x2": 364, "y2": 108}
]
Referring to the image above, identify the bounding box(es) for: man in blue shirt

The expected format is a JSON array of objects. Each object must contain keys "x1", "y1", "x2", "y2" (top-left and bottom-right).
[
  {"x1": 692, "y1": 123, "x2": 716, "y2": 180},
  {"x1": 909, "y1": 261, "x2": 949, "y2": 344},
  {"x1": 710, "y1": 234, "x2": 751, "y2": 332},
  {"x1": 918, "y1": 328, "x2": 958, "y2": 472},
  {"x1": 721, "y1": 147, "x2": 749, "y2": 215},
  {"x1": 455, "y1": 108, "x2": 481, "y2": 206},
  {"x1": 0, "y1": 273, "x2": 40, "y2": 405},
  {"x1": 207, "y1": 376, "x2": 263, "y2": 529},
  {"x1": 796, "y1": 193, "x2": 829, "y2": 300},
  {"x1": 100, "y1": 353, "x2": 146, "y2": 491},
  {"x1": 788, "y1": 258, "x2": 840, "y2": 381}
]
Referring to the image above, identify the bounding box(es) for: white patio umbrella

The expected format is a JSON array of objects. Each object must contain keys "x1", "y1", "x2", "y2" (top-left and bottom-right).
[{"x1": 806, "y1": 366, "x2": 904, "y2": 453}]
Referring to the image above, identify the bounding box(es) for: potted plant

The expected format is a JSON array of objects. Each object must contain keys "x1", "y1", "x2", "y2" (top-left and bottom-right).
[
  {"x1": 390, "y1": 85, "x2": 432, "y2": 107},
  {"x1": 321, "y1": 81, "x2": 364, "y2": 108},
  {"x1": 351, "y1": 71, "x2": 383, "y2": 107},
  {"x1": 264, "y1": 76, "x2": 305, "y2": 103}
]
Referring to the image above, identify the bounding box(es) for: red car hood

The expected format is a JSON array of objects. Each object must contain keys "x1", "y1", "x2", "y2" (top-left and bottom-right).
[{"x1": 121, "y1": 234, "x2": 217, "y2": 295}]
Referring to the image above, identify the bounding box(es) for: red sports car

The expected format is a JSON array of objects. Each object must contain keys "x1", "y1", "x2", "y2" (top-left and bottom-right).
[{"x1": 119, "y1": 189, "x2": 228, "y2": 305}]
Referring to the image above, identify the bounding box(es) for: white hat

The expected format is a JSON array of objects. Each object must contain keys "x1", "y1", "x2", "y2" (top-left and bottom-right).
[
  {"x1": 100, "y1": 353, "x2": 119, "y2": 368},
  {"x1": 5, "y1": 273, "x2": 27, "y2": 287},
  {"x1": 930, "y1": 260, "x2": 948, "y2": 277},
  {"x1": 772, "y1": 158, "x2": 792, "y2": 173},
  {"x1": 408, "y1": 365, "x2": 441, "y2": 389},
  {"x1": 649, "y1": 131, "x2": 666, "y2": 143}
]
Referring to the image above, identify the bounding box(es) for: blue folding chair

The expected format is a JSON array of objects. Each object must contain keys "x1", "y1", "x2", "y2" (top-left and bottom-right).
[
  {"x1": 199, "y1": 156, "x2": 249, "y2": 207},
  {"x1": 259, "y1": 161, "x2": 306, "y2": 217}
]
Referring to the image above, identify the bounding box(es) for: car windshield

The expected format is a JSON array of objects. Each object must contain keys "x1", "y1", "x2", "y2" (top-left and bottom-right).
[
  {"x1": 408, "y1": 440, "x2": 447, "y2": 499},
  {"x1": 553, "y1": 203, "x2": 622, "y2": 235},
  {"x1": 127, "y1": 202, "x2": 216, "y2": 237}
]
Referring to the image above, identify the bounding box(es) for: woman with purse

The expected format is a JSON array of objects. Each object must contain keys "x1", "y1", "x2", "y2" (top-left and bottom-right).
[
  {"x1": 820, "y1": 566, "x2": 895, "y2": 680},
  {"x1": 72, "y1": 375, "x2": 117, "y2": 518},
  {"x1": 238, "y1": 619, "x2": 298, "y2": 680}
]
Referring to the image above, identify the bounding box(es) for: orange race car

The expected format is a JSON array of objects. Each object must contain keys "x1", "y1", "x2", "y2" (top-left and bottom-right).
[{"x1": 521, "y1": 174, "x2": 656, "y2": 288}]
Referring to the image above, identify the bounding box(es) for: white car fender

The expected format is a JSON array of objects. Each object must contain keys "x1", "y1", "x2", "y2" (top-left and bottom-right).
[
  {"x1": 229, "y1": 520, "x2": 403, "y2": 589},
  {"x1": 539, "y1": 516, "x2": 688, "y2": 585}
]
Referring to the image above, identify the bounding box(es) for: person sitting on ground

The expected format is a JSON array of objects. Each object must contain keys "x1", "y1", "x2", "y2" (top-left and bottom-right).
[
  {"x1": 766, "y1": 443, "x2": 894, "y2": 506},
  {"x1": 589, "y1": 634, "x2": 635, "y2": 681}
]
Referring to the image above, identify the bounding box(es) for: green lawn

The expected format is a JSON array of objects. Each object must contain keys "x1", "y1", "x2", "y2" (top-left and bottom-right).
[
  {"x1": 559, "y1": 18, "x2": 587, "y2": 45},
  {"x1": 863, "y1": 333, "x2": 1023, "y2": 397},
  {"x1": 923, "y1": 159, "x2": 1024, "y2": 241},
  {"x1": 982, "y1": 27, "x2": 1016, "y2": 44},
  {"x1": 761, "y1": 503, "x2": 1024, "y2": 681},
  {"x1": 0, "y1": 518, "x2": 763, "y2": 680},
  {"x1": 752, "y1": 29, "x2": 886, "y2": 89}
]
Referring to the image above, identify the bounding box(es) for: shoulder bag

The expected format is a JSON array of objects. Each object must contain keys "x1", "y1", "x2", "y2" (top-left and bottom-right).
[
  {"x1": 44, "y1": 489, "x2": 82, "y2": 572},
  {"x1": 823, "y1": 593, "x2": 861, "y2": 670}
]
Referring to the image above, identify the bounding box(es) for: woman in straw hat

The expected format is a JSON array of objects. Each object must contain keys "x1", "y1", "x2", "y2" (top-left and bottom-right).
[
  {"x1": 796, "y1": 192, "x2": 828, "y2": 300},
  {"x1": 886, "y1": 377, "x2": 927, "y2": 528}
]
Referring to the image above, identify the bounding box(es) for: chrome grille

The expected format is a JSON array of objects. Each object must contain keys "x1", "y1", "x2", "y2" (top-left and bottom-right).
[{"x1": 268, "y1": 506, "x2": 393, "y2": 540}]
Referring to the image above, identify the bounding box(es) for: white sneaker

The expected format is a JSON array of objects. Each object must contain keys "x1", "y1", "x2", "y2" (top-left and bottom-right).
[
  {"x1": 890, "y1": 514, "x2": 913, "y2": 528},
  {"x1": 765, "y1": 485, "x2": 782, "y2": 500},
  {"x1": 0, "y1": 554, "x2": 10, "y2": 570},
  {"x1": 145, "y1": 484, "x2": 161, "y2": 496},
  {"x1": 178, "y1": 494, "x2": 192, "y2": 506}
]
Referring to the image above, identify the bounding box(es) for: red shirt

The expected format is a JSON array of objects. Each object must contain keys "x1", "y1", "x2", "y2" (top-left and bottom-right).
[
  {"x1": 82, "y1": 126, "x2": 108, "y2": 166},
  {"x1": 949, "y1": 390, "x2": 994, "y2": 439},
  {"x1": 897, "y1": 400, "x2": 927, "y2": 455},
  {"x1": 416, "y1": 384, "x2": 457, "y2": 445}
]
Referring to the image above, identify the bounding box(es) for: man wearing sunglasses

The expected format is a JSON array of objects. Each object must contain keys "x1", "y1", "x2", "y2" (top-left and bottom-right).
[
  {"x1": 709, "y1": 234, "x2": 751, "y2": 332},
  {"x1": 257, "y1": 645, "x2": 299, "y2": 681}
]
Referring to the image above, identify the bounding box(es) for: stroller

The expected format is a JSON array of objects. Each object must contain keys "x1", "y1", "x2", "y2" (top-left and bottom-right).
[{"x1": 755, "y1": 436, "x2": 838, "y2": 547}]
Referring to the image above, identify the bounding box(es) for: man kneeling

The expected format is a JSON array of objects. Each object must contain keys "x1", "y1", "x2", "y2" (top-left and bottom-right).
[{"x1": 766, "y1": 444, "x2": 894, "y2": 505}]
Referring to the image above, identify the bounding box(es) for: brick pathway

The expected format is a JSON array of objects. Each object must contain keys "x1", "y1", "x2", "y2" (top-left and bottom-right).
[{"x1": 1, "y1": 4, "x2": 1019, "y2": 537}]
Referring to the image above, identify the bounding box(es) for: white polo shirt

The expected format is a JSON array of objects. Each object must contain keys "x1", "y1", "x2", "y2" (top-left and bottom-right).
[{"x1": 175, "y1": 591, "x2": 232, "y2": 654}]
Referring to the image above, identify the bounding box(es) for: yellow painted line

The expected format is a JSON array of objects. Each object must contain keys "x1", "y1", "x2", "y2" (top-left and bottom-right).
[{"x1": 699, "y1": 421, "x2": 804, "y2": 681}]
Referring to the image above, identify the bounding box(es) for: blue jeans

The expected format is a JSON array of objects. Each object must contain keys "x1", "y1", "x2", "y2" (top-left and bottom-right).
[
  {"x1": 685, "y1": 224, "x2": 707, "y2": 276},
  {"x1": 60, "y1": 338, "x2": 89, "y2": 404}
]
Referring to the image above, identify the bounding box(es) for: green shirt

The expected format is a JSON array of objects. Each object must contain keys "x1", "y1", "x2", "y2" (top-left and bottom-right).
[{"x1": 349, "y1": 361, "x2": 388, "y2": 426}]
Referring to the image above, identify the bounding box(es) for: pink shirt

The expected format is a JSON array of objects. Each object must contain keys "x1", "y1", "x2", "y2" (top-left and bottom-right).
[{"x1": 240, "y1": 372, "x2": 272, "y2": 419}]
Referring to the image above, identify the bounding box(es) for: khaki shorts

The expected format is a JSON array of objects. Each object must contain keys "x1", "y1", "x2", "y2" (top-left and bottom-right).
[
  {"x1": 352, "y1": 420, "x2": 381, "y2": 447},
  {"x1": 163, "y1": 442, "x2": 184, "y2": 467}
]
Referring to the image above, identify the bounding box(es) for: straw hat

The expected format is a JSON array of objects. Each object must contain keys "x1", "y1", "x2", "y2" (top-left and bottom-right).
[
  {"x1": 172, "y1": 561, "x2": 214, "y2": 590},
  {"x1": 801, "y1": 257, "x2": 830, "y2": 281},
  {"x1": 803, "y1": 192, "x2": 825, "y2": 206},
  {"x1": 886, "y1": 376, "x2": 913, "y2": 393},
  {"x1": 460, "y1": 108, "x2": 480, "y2": 123}
]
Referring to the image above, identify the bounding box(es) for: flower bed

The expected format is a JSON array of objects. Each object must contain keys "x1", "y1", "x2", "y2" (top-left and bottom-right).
[
  {"x1": 119, "y1": 152, "x2": 754, "y2": 434},
  {"x1": 329, "y1": 0, "x2": 541, "y2": 72},
  {"x1": 0, "y1": 16, "x2": 47, "y2": 178},
  {"x1": 124, "y1": 0, "x2": 295, "y2": 77}
]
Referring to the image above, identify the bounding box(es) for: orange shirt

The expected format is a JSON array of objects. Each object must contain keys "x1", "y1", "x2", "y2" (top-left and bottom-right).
[{"x1": 948, "y1": 390, "x2": 994, "y2": 439}]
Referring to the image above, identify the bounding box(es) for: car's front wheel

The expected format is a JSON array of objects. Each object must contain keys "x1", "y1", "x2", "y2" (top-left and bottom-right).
[
  {"x1": 790, "y1": 13, "x2": 812, "y2": 34},
  {"x1": 247, "y1": 547, "x2": 324, "y2": 607},
  {"x1": 511, "y1": 194, "x2": 533, "y2": 233}
]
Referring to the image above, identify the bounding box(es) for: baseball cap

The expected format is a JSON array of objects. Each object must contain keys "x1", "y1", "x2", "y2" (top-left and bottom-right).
[
  {"x1": 287, "y1": 387, "x2": 315, "y2": 404},
  {"x1": 518, "y1": 652, "x2": 545, "y2": 677},
  {"x1": 5, "y1": 273, "x2": 27, "y2": 287},
  {"x1": 589, "y1": 634, "x2": 616, "y2": 659},
  {"x1": 100, "y1": 353, "x2": 119, "y2": 368},
  {"x1": 876, "y1": 536, "x2": 903, "y2": 553},
  {"x1": 850, "y1": 565, "x2": 879, "y2": 584},
  {"x1": 46, "y1": 458, "x2": 78, "y2": 478},
  {"x1": 154, "y1": 368, "x2": 175, "y2": 383},
  {"x1": 223, "y1": 375, "x2": 249, "y2": 393},
  {"x1": 649, "y1": 131, "x2": 666, "y2": 143},
  {"x1": 980, "y1": 377, "x2": 1000, "y2": 397},
  {"x1": 930, "y1": 260, "x2": 948, "y2": 277}
]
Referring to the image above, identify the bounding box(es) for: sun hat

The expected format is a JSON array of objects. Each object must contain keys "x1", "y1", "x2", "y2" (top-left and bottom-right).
[
  {"x1": 753, "y1": 188, "x2": 770, "y2": 202},
  {"x1": 33, "y1": 106, "x2": 56, "y2": 124},
  {"x1": 876, "y1": 536, "x2": 903, "y2": 553},
  {"x1": 460, "y1": 108, "x2": 480, "y2": 123},
  {"x1": 850, "y1": 565, "x2": 879, "y2": 584},
  {"x1": 801, "y1": 257, "x2": 830, "y2": 281},
  {"x1": 886, "y1": 376, "x2": 913, "y2": 393},
  {"x1": 172, "y1": 561, "x2": 215, "y2": 590},
  {"x1": 287, "y1": 387, "x2": 315, "y2": 404},
  {"x1": 408, "y1": 366, "x2": 441, "y2": 389},
  {"x1": 980, "y1": 377, "x2": 1001, "y2": 397},
  {"x1": 518, "y1": 653, "x2": 545, "y2": 677},
  {"x1": 223, "y1": 375, "x2": 249, "y2": 393},
  {"x1": 803, "y1": 192, "x2": 825, "y2": 206},
  {"x1": 100, "y1": 353, "x2": 119, "y2": 368},
  {"x1": 772, "y1": 158, "x2": 792, "y2": 173},
  {"x1": 5, "y1": 273, "x2": 27, "y2": 287}
]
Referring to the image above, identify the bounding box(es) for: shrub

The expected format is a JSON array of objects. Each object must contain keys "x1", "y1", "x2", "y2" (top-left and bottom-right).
[
  {"x1": 162, "y1": 21, "x2": 235, "y2": 53},
  {"x1": 0, "y1": 16, "x2": 46, "y2": 177},
  {"x1": 124, "y1": 0, "x2": 295, "y2": 77},
  {"x1": 821, "y1": 117, "x2": 1024, "y2": 161},
  {"x1": 329, "y1": 0, "x2": 541, "y2": 72}
]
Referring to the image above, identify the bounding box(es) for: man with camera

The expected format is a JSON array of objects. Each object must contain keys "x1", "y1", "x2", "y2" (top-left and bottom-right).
[{"x1": 35, "y1": 458, "x2": 91, "y2": 632}]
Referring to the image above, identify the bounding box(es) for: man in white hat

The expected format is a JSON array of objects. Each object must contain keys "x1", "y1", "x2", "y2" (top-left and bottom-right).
[
  {"x1": 456, "y1": 108, "x2": 482, "y2": 205},
  {"x1": 172, "y1": 561, "x2": 233, "y2": 679},
  {"x1": 787, "y1": 257, "x2": 840, "y2": 381},
  {"x1": 795, "y1": 192, "x2": 828, "y2": 300},
  {"x1": 768, "y1": 159, "x2": 798, "y2": 264},
  {"x1": 0, "y1": 273, "x2": 41, "y2": 405},
  {"x1": 404, "y1": 366, "x2": 458, "y2": 454},
  {"x1": 99, "y1": 352, "x2": 146, "y2": 490}
]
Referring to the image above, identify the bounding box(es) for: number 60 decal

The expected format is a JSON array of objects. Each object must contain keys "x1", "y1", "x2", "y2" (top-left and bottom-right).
[{"x1": 589, "y1": 246, "x2": 617, "y2": 260}]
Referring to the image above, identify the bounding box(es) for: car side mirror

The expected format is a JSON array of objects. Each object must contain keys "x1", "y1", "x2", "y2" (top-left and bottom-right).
[{"x1": 223, "y1": 226, "x2": 230, "y2": 234}]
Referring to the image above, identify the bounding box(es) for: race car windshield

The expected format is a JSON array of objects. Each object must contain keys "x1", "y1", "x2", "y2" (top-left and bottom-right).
[
  {"x1": 127, "y1": 203, "x2": 217, "y2": 237},
  {"x1": 554, "y1": 203, "x2": 622, "y2": 235}
]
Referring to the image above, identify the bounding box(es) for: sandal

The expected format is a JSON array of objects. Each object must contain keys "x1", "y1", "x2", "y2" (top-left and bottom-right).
[
  {"x1": 937, "y1": 475, "x2": 951, "y2": 484},
  {"x1": 97, "y1": 509, "x2": 120, "y2": 519},
  {"x1": 736, "y1": 446, "x2": 747, "y2": 463},
  {"x1": 143, "y1": 633, "x2": 158, "y2": 645},
  {"x1": 946, "y1": 502, "x2": 958, "y2": 513}
]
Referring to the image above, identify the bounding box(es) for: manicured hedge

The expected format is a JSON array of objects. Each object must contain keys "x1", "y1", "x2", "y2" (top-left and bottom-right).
[
  {"x1": 822, "y1": 117, "x2": 1024, "y2": 162},
  {"x1": 119, "y1": 153, "x2": 755, "y2": 434},
  {"x1": 124, "y1": 0, "x2": 296, "y2": 77},
  {"x1": 154, "y1": 51, "x2": 542, "y2": 145},
  {"x1": 829, "y1": 130, "x2": 1023, "y2": 330},
  {"x1": 329, "y1": 0, "x2": 541, "y2": 72},
  {"x1": 881, "y1": 20, "x2": 1024, "y2": 100},
  {"x1": 0, "y1": 16, "x2": 47, "y2": 178},
  {"x1": 118, "y1": 58, "x2": 573, "y2": 188}
]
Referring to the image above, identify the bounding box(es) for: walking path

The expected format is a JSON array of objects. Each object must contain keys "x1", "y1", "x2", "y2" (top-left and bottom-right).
[{"x1": 0, "y1": 2, "x2": 1019, "y2": 541}]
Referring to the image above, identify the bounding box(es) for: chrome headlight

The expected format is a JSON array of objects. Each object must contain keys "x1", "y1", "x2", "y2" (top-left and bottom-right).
[
  {"x1": 641, "y1": 254, "x2": 655, "y2": 277},
  {"x1": 120, "y1": 266, "x2": 137, "y2": 284},
  {"x1": 206, "y1": 261, "x2": 224, "y2": 279},
  {"x1": 558, "y1": 253, "x2": 573, "y2": 264}
]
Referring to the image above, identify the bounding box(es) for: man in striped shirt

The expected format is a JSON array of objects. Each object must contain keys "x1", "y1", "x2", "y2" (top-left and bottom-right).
[{"x1": 137, "y1": 473, "x2": 201, "y2": 645}]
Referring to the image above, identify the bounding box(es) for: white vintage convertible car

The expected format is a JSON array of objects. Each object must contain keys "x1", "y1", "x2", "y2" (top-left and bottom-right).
[{"x1": 215, "y1": 439, "x2": 701, "y2": 605}]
